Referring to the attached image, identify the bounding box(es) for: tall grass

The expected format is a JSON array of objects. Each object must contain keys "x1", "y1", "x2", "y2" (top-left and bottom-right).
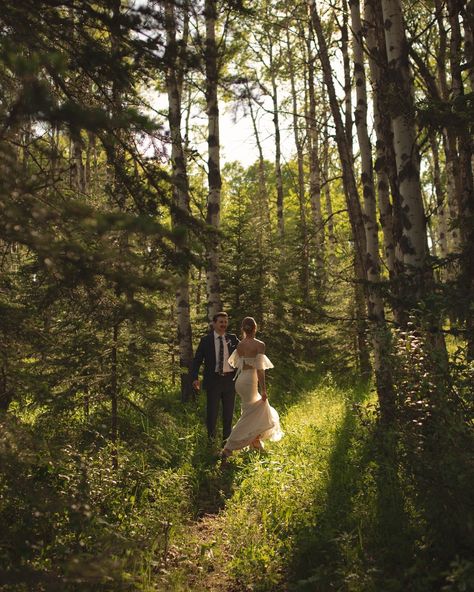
[
  {"x1": 199, "y1": 368, "x2": 473, "y2": 592},
  {"x1": 4, "y1": 364, "x2": 471, "y2": 592},
  {"x1": 219, "y1": 374, "x2": 363, "y2": 591}
]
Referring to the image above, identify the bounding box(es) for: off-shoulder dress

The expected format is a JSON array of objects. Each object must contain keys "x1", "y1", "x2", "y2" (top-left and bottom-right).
[{"x1": 224, "y1": 350, "x2": 283, "y2": 451}]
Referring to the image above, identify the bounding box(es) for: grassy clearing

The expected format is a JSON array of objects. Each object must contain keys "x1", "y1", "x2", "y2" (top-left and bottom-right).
[
  {"x1": 7, "y1": 364, "x2": 469, "y2": 591},
  {"x1": 218, "y1": 374, "x2": 369, "y2": 592},
  {"x1": 4, "y1": 340, "x2": 471, "y2": 592},
  {"x1": 154, "y1": 367, "x2": 472, "y2": 592},
  {"x1": 153, "y1": 373, "x2": 372, "y2": 591}
]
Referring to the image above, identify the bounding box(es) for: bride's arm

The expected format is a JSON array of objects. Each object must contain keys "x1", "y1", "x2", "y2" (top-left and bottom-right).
[
  {"x1": 256, "y1": 341, "x2": 267, "y2": 401},
  {"x1": 257, "y1": 368, "x2": 267, "y2": 401}
]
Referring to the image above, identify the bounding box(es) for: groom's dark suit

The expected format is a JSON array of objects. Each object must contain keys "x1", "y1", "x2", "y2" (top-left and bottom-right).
[{"x1": 191, "y1": 331, "x2": 239, "y2": 441}]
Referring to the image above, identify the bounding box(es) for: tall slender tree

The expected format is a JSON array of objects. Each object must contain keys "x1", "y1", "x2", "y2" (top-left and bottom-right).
[
  {"x1": 380, "y1": 0, "x2": 428, "y2": 281},
  {"x1": 309, "y1": 0, "x2": 371, "y2": 377},
  {"x1": 204, "y1": 0, "x2": 223, "y2": 319},
  {"x1": 306, "y1": 25, "x2": 325, "y2": 290},
  {"x1": 351, "y1": 0, "x2": 393, "y2": 411},
  {"x1": 286, "y1": 22, "x2": 309, "y2": 301},
  {"x1": 164, "y1": 0, "x2": 194, "y2": 401}
]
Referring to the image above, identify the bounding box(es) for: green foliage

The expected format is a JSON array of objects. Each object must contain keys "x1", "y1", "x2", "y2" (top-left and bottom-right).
[
  {"x1": 219, "y1": 160, "x2": 350, "y2": 373},
  {"x1": 390, "y1": 329, "x2": 474, "y2": 577},
  {"x1": 163, "y1": 362, "x2": 472, "y2": 592},
  {"x1": 1, "y1": 1, "x2": 473, "y2": 591},
  {"x1": 0, "y1": 386, "x2": 206, "y2": 591},
  {"x1": 417, "y1": 94, "x2": 474, "y2": 134}
]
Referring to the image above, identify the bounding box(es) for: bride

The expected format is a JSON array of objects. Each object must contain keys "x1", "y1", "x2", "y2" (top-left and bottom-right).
[{"x1": 221, "y1": 316, "x2": 283, "y2": 461}]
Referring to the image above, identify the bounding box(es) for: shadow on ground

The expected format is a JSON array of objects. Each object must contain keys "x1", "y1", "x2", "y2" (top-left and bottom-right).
[
  {"x1": 287, "y1": 384, "x2": 416, "y2": 592},
  {"x1": 190, "y1": 439, "x2": 242, "y2": 518}
]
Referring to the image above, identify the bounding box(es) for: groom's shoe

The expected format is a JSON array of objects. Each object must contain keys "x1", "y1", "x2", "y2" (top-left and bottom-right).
[{"x1": 219, "y1": 449, "x2": 232, "y2": 468}]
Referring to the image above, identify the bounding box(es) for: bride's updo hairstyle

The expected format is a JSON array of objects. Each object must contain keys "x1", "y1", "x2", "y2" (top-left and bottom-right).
[{"x1": 241, "y1": 316, "x2": 257, "y2": 337}]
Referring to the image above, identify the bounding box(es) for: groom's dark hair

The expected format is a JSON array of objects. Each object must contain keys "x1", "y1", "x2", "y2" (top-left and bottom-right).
[{"x1": 213, "y1": 311, "x2": 228, "y2": 322}]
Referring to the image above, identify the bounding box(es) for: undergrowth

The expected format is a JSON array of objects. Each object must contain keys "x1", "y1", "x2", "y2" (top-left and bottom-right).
[
  {"x1": 2, "y1": 354, "x2": 472, "y2": 592},
  {"x1": 190, "y1": 361, "x2": 473, "y2": 592}
]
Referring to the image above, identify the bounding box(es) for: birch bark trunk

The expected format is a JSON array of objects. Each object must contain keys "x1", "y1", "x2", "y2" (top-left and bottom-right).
[
  {"x1": 247, "y1": 90, "x2": 269, "y2": 325},
  {"x1": 446, "y1": 0, "x2": 474, "y2": 358},
  {"x1": 350, "y1": 0, "x2": 393, "y2": 411},
  {"x1": 463, "y1": 0, "x2": 474, "y2": 91},
  {"x1": 381, "y1": 0, "x2": 448, "y2": 364},
  {"x1": 204, "y1": 0, "x2": 222, "y2": 320},
  {"x1": 269, "y1": 44, "x2": 285, "y2": 239},
  {"x1": 446, "y1": 0, "x2": 474, "y2": 245},
  {"x1": 306, "y1": 27, "x2": 325, "y2": 289},
  {"x1": 322, "y1": 95, "x2": 337, "y2": 267},
  {"x1": 309, "y1": 0, "x2": 371, "y2": 377},
  {"x1": 165, "y1": 0, "x2": 194, "y2": 402},
  {"x1": 434, "y1": 0, "x2": 461, "y2": 254},
  {"x1": 429, "y1": 131, "x2": 449, "y2": 263},
  {"x1": 286, "y1": 24, "x2": 309, "y2": 301},
  {"x1": 247, "y1": 90, "x2": 270, "y2": 227},
  {"x1": 341, "y1": 0, "x2": 353, "y2": 156},
  {"x1": 380, "y1": 0, "x2": 428, "y2": 279},
  {"x1": 364, "y1": 0, "x2": 406, "y2": 294}
]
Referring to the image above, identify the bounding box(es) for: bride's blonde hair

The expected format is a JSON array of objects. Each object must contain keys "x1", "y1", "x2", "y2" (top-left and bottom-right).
[{"x1": 241, "y1": 316, "x2": 257, "y2": 337}]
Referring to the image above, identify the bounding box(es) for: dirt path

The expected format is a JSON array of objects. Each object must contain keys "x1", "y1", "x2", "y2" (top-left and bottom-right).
[
  {"x1": 156, "y1": 460, "x2": 246, "y2": 591},
  {"x1": 154, "y1": 378, "x2": 347, "y2": 591}
]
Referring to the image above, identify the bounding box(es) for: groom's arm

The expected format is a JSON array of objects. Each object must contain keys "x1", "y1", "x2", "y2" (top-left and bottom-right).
[{"x1": 191, "y1": 336, "x2": 206, "y2": 386}]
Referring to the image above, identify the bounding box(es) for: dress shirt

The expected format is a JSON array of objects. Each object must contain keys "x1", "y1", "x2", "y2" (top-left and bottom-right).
[{"x1": 214, "y1": 331, "x2": 233, "y2": 373}]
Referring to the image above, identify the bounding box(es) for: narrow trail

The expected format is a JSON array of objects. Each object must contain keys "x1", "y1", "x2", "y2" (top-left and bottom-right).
[
  {"x1": 159, "y1": 463, "x2": 241, "y2": 591},
  {"x1": 156, "y1": 377, "x2": 356, "y2": 591}
]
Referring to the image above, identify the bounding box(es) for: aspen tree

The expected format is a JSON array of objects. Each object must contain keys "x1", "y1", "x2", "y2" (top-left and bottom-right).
[
  {"x1": 286, "y1": 22, "x2": 309, "y2": 301},
  {"x1": 309, "y1": 0, "x2": 371, "y2": 376},
  {"x1": 380, "y1": 0, "x2": 428, "y2": 279},
  {"x1": 204, "y1": 0, "x2": 222, "y2": 319},
  {"x1": 351, "y1": 0, "x2": 393, "y2": 409},
  {"x1": 165, "y1": 0, "x2": 194, "y2": 401},
  {"x1": 306, "y1": 26, "x2": 325, "y2": 288}
]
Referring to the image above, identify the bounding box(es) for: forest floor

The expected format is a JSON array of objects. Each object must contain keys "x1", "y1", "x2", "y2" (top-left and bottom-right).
[{"x1": 153, "y1": 374, "x2": 373, "y2": 591}]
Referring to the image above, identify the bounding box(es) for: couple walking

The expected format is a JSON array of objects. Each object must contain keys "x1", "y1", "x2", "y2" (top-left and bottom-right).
[{"x1": 191, "y1": 312, "x2": 283, "y2": 460}]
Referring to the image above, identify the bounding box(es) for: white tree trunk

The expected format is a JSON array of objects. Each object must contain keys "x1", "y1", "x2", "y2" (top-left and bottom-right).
[
  {"x1": 428, "y1": 132, "x2": 449, "y2": 262},
  {"x1": 352, "y1": 0, "x2": 393, "y2": 410},
  {"x1": 165, "y1": 0, "x2": 194, "y2": 401},
  {"x1": 380, "y1": 0, "x2": 428, "y2": 275},
  {"x1": 204, "y1": 0, "x2": 222, "y2": 319},
  {"x1": 364, "y1": 0, "x2": 397, "y2": 280},
  {"x1": 270, "y1": 54, "x2": 285, "y2": 239},
  {"x1": 309, "y1": 0, "x2": 371, "y2": 377},
  {"x1": 306, "y1": 28, "x2": 325, "y2": 288},
  {"x1": 286, "y1": 24, "x2": 309, "y2": 300}
]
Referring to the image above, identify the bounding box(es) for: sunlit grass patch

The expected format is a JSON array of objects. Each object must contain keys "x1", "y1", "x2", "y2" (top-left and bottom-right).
[{"x1": 219, "y1": 375, "x2": 356, "y2": 591}]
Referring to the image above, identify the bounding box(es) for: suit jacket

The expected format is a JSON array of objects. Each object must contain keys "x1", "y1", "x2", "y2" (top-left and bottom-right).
[{"x1": 191, "y1": 332, "x2": 239, "y2": 390}]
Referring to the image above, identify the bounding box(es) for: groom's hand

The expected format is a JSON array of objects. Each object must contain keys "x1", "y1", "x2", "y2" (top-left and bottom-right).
[{"x1": 192, "y1": 379, "x2": 200, "y2": 391}]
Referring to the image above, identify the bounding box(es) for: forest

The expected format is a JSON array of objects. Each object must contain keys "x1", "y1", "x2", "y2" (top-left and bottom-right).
[{"x1": 0, "y1": 0, "x2": 473, "y2": 590}]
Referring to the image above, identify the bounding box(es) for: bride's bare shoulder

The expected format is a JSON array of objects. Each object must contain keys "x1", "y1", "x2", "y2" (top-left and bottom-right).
[{"x1": 256, "y1": 339, "x2": 266, "y2": 353}]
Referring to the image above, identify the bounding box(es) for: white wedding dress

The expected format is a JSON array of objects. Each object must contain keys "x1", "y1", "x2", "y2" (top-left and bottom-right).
[{"x1": 224, "y1": 350, "x2": 283, "y2": 451}]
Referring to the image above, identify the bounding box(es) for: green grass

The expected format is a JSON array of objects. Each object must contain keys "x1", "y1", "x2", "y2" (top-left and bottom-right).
[
  {"x1": 153, "y1": 369, "x2": 472, "y2": 592},
  {"x1": 6, "y1": 367, "x2": 471, "y2": 592},
  {"x1": 219, "y1": 374, "x2": 367, "y2": 591},
  {"x1": 152, "y1": 373, "x2": 373, "y2": 591}
]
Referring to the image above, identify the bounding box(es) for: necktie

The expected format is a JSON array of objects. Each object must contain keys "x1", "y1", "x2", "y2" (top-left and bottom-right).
[{"x1": 218, "y1": 336, "x2": 224, "y2": 374}]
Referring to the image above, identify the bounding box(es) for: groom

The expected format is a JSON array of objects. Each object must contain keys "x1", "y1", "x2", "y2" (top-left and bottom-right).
[{"x1": 191, "y1": 312, "x2": 239, "y2": 443}]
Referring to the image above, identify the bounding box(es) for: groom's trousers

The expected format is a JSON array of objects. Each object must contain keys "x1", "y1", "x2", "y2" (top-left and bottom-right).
[{"x1": 206, "y1": 373, "x2": 236, "y2": 441}]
